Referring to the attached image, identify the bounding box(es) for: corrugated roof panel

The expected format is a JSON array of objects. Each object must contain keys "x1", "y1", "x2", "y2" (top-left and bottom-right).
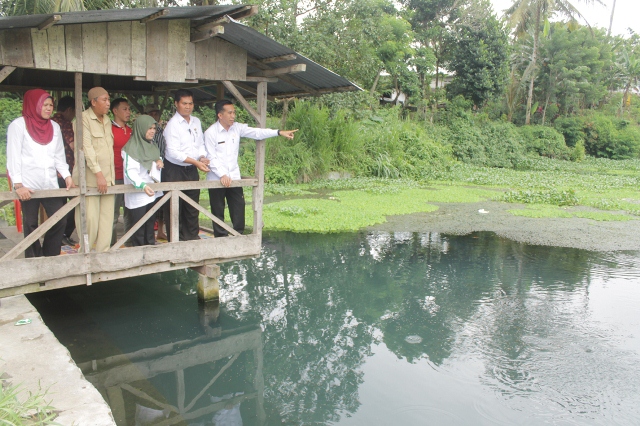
[
  {"x1": 220, "y1": 18, "x2": 361, "y2": 95},
  {"x1": 0, "y1": 5, "x2": 246, "y2": 30}
]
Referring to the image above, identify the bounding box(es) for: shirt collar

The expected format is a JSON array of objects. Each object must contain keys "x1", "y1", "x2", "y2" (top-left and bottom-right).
[
  {"x1": 173, "y1": 112, "x2": 192, "y2": 125},
  {"x1": 214, "y1": 120, "x2": 234, "y2": 133}
]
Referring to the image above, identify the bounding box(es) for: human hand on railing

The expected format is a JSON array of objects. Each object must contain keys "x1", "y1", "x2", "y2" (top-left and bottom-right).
[
  {"x1": 220, "y1": 175, "x2": 232, "y2": 188},
  {"x1": 143, "y1": 184, "x2": 155, "y2": 197},
  {"x1": 64, "y1": 176, "x2": 76, "y2": 190},
  {"x1": 196, "y1": 161, "x2": 210, "y2": 172},
  {"x1": 15, "y1": 185, "x2": 35, "y2": 201},
  {"x1": 96, "y1": 172, "x2": 108, "y2": 194}
]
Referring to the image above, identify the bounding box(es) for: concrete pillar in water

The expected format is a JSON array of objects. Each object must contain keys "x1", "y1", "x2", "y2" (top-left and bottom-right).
[{"x1": 194, "y1": 264, "x2": 220, "y2": 301}]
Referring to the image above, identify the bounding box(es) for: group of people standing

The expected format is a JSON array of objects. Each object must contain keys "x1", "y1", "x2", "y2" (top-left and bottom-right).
[{"x1": 6, "y1": 87, "x2": 296, "y2": 258}]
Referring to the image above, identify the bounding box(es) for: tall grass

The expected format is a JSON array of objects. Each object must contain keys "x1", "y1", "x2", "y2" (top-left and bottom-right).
[{"x1": 0, "y1": 376, "x2": 58, "y2": 425}]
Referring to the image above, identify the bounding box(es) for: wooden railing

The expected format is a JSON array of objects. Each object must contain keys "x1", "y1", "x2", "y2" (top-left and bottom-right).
[{"x1": 0, "y1": 178, "x2": 258, "y2": 261}]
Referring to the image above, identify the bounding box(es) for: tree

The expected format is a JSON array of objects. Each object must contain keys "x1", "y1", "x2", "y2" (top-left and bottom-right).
[
  {"x1": 505, "y1": 0, "x2": 602, "y2": 124},
  {"x1": 536, "y1": 23, "x2": 611, "y2": 122},
  {"x1": 402, "y1": 0, "x2": 469, "y2": 107},
  {"x1": 446, "y1": 1, "x2": 510, "y2": 107}
]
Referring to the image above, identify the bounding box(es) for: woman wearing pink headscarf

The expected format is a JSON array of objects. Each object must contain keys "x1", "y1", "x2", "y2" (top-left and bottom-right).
[{"x1": 6, "y1": 89, "x2": 75, "y2": 257}]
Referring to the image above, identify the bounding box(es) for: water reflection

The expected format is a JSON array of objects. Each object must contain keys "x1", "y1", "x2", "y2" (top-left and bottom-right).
[{"x1": 29, "y1": 231, "x2": 640, "y2": 425}]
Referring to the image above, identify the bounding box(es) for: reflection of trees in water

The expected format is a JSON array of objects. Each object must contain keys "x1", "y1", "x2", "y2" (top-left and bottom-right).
[{"x1": 218, "y1": 231, "x2": 599, "y2": 423}]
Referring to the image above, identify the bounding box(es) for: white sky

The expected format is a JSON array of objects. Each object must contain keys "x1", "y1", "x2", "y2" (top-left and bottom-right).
[{"x1": 490, "y1": 0, "x2": 639, "y2": 36}]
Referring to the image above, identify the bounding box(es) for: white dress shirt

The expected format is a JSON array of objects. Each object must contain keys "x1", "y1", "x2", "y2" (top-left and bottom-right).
[
  {"x1": 6, "y1": 117, "x2": 70, "y2": 190},
  {"x1": 163, "y1": 112, "x2": 206, "y2": 166},
  {"x1": 204, "y1": 121, "x2": 278, "y2": 181},
  {"x1": 122, "y1": 151, "x2": 162, "y2": 209}
]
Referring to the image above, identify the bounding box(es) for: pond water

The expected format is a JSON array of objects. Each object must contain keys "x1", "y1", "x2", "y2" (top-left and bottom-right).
[{"x1": 28, "y1": 231, "x2": 640, "y2": 426}]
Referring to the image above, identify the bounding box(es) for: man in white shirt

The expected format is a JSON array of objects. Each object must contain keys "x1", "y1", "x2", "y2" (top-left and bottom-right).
[
  {"x1": 204, "y1": 100, "x2": 297, "y2": 237},
  {"x1": 162, "y1": 89, "x2": 210, "y2": 241}
]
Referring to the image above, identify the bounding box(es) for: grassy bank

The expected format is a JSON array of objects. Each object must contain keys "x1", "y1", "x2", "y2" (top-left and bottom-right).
[{"x1": 197, "y1": 156, "x2": 640, "y2": 233}]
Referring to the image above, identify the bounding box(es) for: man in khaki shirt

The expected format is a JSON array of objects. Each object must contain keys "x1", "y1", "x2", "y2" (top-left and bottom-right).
[{"x1": 73, "y1": 87, "x2": 115, "y2": 252}]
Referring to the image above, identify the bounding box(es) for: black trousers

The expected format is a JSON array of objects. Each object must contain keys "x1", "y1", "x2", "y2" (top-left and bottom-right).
[
  {"x1": 209, "y1": 187, "x2": 245, "y2": 237},
  {"x1": 162, "y1": 160, "x2": 200, "y2": 241},
  {"x1": 126, "y1": 203, "x2": 156, "y2": 247},
  {"x1": 21, "y1": 196, "x2": 66, "y2": 258},
  {"x1": 57, "y1": 176, "x2": 76, "y2": 238}
]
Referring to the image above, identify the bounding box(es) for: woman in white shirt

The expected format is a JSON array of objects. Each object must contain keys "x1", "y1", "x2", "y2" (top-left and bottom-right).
[
  {"x1": 6, "y1": 89, "x2": 74, "y2": 257},
  {"x1": 122, "y1": 115, "x2": 163, "y2": 246}
]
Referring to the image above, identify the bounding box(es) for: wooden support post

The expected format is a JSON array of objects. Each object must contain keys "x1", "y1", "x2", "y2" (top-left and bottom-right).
[
  {"x1": 195, "y1": 264, "x2": 220, "y2": 302},
  {"x1": 216, "y1": 83, "x2": 225, "y2": 101},
  {"x1": 254, "y1": 335, "x2": 266, "y2": 424},
  {"x1": 198, "y1": 300, "x2": 221, "y2": 337},
  {"x1": 253, "y1": 81, "x2": 267, "y2": 237},
  {"x1": 170, "y1": 190, "x2": 179, "y2": 243},
  {"x1": 176, "y1": 369, "x2": 185, "y2": 413},
  {"x1": 106, "y1": 386, "x2": 127, "y2": 426},
  {"x1": 75, "y1": 73, "x2": 90, "y2": 266}
]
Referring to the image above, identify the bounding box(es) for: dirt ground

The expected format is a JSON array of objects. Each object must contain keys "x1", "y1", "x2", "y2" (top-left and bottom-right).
[{"x1": 370, "y1": 201, "x2": 640, "y2": 252}]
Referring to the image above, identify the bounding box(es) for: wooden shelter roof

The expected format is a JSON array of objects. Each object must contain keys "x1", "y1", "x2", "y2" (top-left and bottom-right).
[{"x1": 0, "y1": 6, "x2": 360, "y2": 99}]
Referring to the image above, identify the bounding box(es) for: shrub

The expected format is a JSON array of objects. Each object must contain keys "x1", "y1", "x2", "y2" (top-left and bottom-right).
[
  {"x1": 0, "y1": 96, "x2": 23, "y2": 145},
  {"x1": 439, "y1": 110, "x2": 526, "y2": 168},
  {"x1": 582, "y1": 113, "x2": 640, "y2": 159},
  {"x1": 554, "y1": 116, "x2": 585, "y2": 147},
  {"x1": 517, "y1": 125, "x2": 571, "y2": 160}
]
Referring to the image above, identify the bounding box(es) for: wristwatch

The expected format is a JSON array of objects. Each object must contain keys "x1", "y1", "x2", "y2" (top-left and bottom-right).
[{"x1": 13, "y1": 183, "x2": 22, "y2": 191}]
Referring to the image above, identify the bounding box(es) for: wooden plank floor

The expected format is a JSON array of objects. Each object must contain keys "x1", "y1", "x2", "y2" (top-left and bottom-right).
[{"x1": 0, "y1": 225, "x2": 24, "y2": 259}]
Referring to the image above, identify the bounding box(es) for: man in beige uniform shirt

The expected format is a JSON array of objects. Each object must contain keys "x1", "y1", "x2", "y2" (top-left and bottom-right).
[{"x1": 72, "y1": 87, "x2": 115, "y2": 252}]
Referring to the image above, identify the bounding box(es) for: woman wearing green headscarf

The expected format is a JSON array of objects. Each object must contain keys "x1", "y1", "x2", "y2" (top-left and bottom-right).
[{"x1": 122, "y1": 115, "x2": 163, "y2": 246}]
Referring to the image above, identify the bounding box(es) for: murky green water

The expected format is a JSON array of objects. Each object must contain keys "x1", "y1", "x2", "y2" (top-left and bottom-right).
[{"x1": 29, "y1": 232, "x2": 640, "y2": 426}]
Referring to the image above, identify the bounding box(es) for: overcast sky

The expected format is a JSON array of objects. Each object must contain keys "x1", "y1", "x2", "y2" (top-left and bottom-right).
[{"x1": 489, "y1": 0, "x2": 639, "y2": 36}]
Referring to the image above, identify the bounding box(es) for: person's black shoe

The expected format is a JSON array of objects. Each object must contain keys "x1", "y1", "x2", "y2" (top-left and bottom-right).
[{"x1": 61, "y1": 235, "x2": 77, "y2": 246}]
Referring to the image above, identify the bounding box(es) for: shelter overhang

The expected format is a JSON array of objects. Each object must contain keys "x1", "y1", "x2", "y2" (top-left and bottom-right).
[{"x1": 0, "y1": 6, "x2": 361, "y2": 100}]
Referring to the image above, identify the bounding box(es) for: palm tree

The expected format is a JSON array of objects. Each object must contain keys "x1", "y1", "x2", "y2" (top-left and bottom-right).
[{"x1": 505, "y1": 0, "x2": 601, "y2": 125}]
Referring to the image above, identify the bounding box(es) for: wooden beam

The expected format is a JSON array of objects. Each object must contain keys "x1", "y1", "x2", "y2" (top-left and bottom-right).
[
  {"x1": 0, "y1": 197, "x2": 79, "y2": 261},
  {"x1": 228, "y1": 5, "x2": 259, "y2": 21},
  {"x1": 123, "y1": 94, "x2": 144, "y2": 114},
  {"x1": 233, "y1": 82, "x2": 277, "y2": 102},
  {"x1": 249, "y1": 64, "x2": 306, "y2": 78},
  {"x1": 177, "y1": 191, "x2": 239, "y2": 236},
  {"x1": 191, "y1": 25, "x2": 224, "y2": 43},
  {"x1": 37, "y1": 15, "x2": 60, "y2": 31},
  {"x1": 270, "y1": 85, "x2": 359, "y2": 98},
  {"x1": 0, "y1": 179, "x2": 259, "y2": 201},
  {"x1": 193, "y1": 15, "x2": 230, "y2": 29},
  {"x1": 247, "y1": 57, "x2": 319, "y2": 96},
  {"x1": 140, "y1": 9, "x2": 169, "y2": 24},
  {"x1": 109, "y1": 192, "x2": 170, "y2": 251},
  {"x1": 221, "y1": 81, "x2": 260, "y2": 123},
  {"x1": 0, "y1": 234, "x2": 262, "y2": 291},
  {"x1": 244, "y1": 76, "x2": 278, "y2": 83},
  {"x1": 0, "y1": 66, "x2": 17, "y2": 84},
  {"x1": 261, "y1": 54, "x2": 296, "y2": 64}
]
